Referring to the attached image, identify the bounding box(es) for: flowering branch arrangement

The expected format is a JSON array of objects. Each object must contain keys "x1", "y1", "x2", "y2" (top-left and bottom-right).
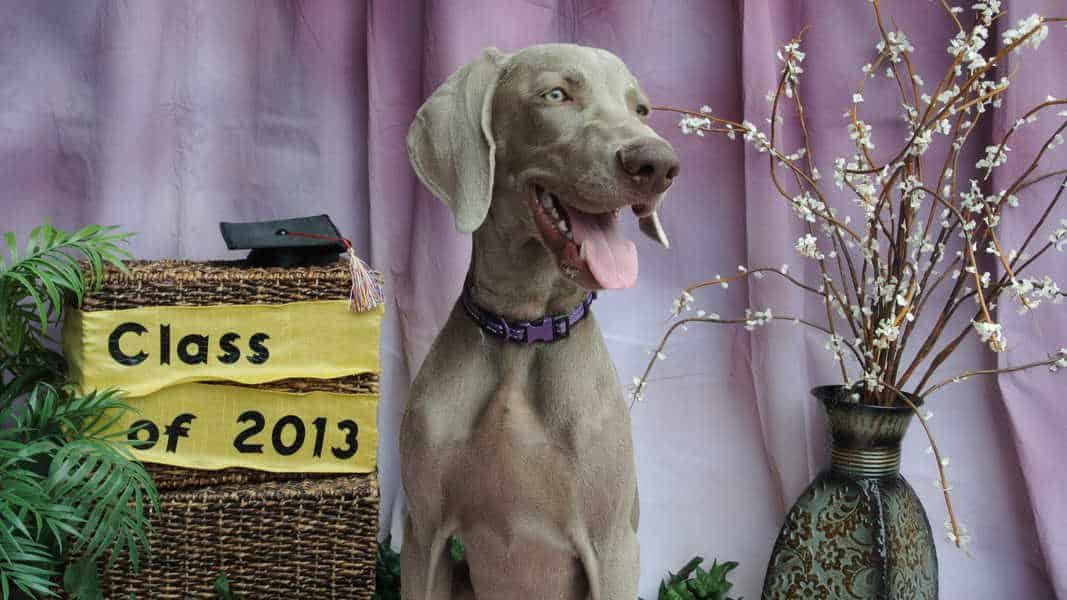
[{"x1": 634, "y1": 1, "x2": 1067, "y2": 551}]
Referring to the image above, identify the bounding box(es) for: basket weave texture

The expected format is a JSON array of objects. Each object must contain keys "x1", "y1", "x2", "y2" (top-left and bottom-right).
[
  {"x1": 98, "y1": 476, "x2": 378, "y2": 599},
  {"x1": 81, "y1": 259, "x2": 366, "y2": 310},
  {"x1": 82, "y1": 259, "x2": 380, "y2": 490},
  {"x1": 75, "y1": 259, "x2": 380, "y2": 597}
]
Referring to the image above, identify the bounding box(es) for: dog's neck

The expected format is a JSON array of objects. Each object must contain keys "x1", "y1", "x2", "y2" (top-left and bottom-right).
[{"x1": 465, "y1": 191, "x2": 590, "y2": 322}]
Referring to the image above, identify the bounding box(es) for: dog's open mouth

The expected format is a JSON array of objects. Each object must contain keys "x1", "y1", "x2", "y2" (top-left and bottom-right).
[{"x1": 528, "y1": 185, "x2": 650, "y2": 290}]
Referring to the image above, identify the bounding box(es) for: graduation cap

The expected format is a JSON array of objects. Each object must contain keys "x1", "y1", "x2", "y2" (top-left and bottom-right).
[{"x1": 220, "y1": 215, "x2": 347, "y2": 267}]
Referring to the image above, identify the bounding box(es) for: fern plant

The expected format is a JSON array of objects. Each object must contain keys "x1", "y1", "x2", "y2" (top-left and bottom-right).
[
  {"x1": 643, "y1": 556, "x2": 741, "y2": 600},
  {"x1": 0, "y1": 224, "x2": 159, "y2": 600}
]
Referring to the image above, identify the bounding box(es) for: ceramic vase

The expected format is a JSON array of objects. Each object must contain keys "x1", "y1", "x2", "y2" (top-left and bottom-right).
[{"x1": 761, "y1": 385, "x2": 938, "y2": 599}]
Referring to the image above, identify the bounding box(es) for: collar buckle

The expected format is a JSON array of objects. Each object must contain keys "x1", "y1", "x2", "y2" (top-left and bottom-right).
[
  {"x1": 526, "y1": 318, "x2": 559, "y2": 343},
  {"x1": 461, "y1": 285, "x2": 593, "y2": 345}
]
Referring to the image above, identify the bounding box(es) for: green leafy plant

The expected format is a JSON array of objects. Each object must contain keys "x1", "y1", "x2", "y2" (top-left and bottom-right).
[
  {"x1": 448, "y1": 536, "x2": 465, "y2": 563},
  {"x1": 373, "y1": 536, "x2": 402, "y2": 600},
  {"x1": 213, "y1": 572, "x2": 244, "y2": 600},
  {"x1": 643, "y1": 556, "x2": 741, "y2": 600},
  {"x1": 0, "y1": 224, "x2": 159, "y2": 600}
]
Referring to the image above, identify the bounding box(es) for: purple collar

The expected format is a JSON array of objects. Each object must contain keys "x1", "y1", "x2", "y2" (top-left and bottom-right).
[{"x1": 460, "y1": 285, "x2": 596, "y2": 344}]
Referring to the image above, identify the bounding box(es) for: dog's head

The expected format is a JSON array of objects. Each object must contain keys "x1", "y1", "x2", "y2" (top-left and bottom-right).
[{"x1": 408, "y1": 44, "x2": 678, "y2": 291}]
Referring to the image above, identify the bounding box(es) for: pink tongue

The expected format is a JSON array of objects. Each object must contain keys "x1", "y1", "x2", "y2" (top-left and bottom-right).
[{"x1": 567, "y1": 209, "x2": 639, "y2": 289}]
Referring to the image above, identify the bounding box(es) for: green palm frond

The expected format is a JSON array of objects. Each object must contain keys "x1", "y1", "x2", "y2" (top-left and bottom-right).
[
  {"x1": 0, "y1": 350, "x2": 65, "y2": 412},
  {"x1": 0, "y1": 439, "x2": 75, "y2": 599},
  {"x1": 0, "y1": 532, "x2": 58, "y2": 600},
  {"x1": 63, "y1": 556, "x2": 102, "y2": 600},
  {"x1": 0, "y1": 222, "x2": 148, "y2": 599},
  {"x1": 8, "y1": 384, "x2": 160, "y2": 571},
  {"x1": 1, "y1": 384, "x2": 158, "y2": 595},
  {"x1": 48, "y1": 438, "x2": 158, "y2": 570},
  {"x1": 17, "y1": 385, "x2": 131, "y2": 444},
  {"x1": 0, "y1": 223, "x2": 131, "y2": 362}
]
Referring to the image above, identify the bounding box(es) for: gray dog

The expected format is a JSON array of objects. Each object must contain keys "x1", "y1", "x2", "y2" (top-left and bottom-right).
[{"x1": 402, "y1": 43, "x2": 678, "y2": 600}]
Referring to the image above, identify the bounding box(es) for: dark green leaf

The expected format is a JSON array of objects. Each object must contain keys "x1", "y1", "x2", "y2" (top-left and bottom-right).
[
  {"x1": 449, "y1": 536, "x2": 465, "y2": 563},
  {"x1": 214, "y1": 571, "x2": 243, "y2": 600},
  {"x1": 64, "y1": 556, "x2": 103, "y2": 600}
]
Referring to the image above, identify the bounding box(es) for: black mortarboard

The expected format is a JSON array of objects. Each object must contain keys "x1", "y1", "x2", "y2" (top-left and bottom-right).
[{"x1": 220, "y1": 215, "x2": 346, "y2": 267}]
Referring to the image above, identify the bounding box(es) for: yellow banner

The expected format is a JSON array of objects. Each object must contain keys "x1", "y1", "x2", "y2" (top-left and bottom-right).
[
  {"x1": 106, "y1": 383, "x2": 377, "y2": 473},
  {"x1": 64, "y1": 301, "x2": 382, "y2": 398}
]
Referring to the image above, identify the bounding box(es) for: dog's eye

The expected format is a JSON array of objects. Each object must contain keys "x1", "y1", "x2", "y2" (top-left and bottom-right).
[
  {"x1": 543, "y1": 88, "x2": 571, "y2": 103},
  {"x1": 636, "y1": 104, "x2": 650, "y2": 117}
]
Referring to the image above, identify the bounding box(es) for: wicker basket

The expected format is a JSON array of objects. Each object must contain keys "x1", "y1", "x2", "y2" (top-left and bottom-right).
[
  {"x1": 80, "y1": 259, "x2": 381, "y2": 491},
  {"x1": 97, "y1": 475, "x2": 378, "y2": 599},
  {"x1": 81, "y1": 259, "x2": 364, "y2": 311},
  {"x1": 72, "y1": 259, "x2": 380, "y2": 597}
]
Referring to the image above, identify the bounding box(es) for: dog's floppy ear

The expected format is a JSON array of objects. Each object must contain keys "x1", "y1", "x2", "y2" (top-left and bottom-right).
[{"x1": 407, "y1": 47, "x2": 509, "y2": 234}]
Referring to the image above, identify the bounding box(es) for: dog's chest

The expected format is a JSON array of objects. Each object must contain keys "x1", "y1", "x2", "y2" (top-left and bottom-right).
[{"x1": 449, "y1": 344, "x2": 633, "y2": 527}]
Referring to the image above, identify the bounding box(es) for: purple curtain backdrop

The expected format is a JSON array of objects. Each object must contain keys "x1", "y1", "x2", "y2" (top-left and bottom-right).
[{"x1": 2, "y1": 1, "x2": 1063, "y2": 597}]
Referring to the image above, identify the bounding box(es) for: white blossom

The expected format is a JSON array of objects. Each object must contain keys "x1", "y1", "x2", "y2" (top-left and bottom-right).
[
  {"x1": 1051, "y1": 349, "x2": 1067, "y2": 372},
  {"x1": 976, "y1": 144, "x2": 1009, "y2": 171},
  {"x1": 744, "y1": 308, "x2": 773, "y2": 331},
  {"x1": 947, "y1": 23, "x2": 989, "y2": 73},
  {"x1": 778, "y1": 40, "x2": 806, "y2": 98},
  {"x1": 741, "y1": 121, "x2": 772, "y2": 153},
  {"x1": 848, "y1": 120, "x2": 875, "y2": 150},
  {"x1": 629, "y1": 376, "x2": 648, "y2": 402},
  {"x1": 972, "y1": 319, "x2": 1006, "y2": 352},
  {"x1": 671, "y1": 290, "x2": 695, "y2": 315},
  {"x1": 1003, "y1": 14, "x2": 1048, "y2": 51},
  {"x1": 944, "y1": 519, "x2": 972, "y2": 549},
  {"x1": 825, "y1": 335, "x2": 845, "y2": 359},
  {"x1": 1052, "y1": 219, "x2": 1067, "y2": 251},
  {"x1": 877, "y1": 30, "x2": 915, "y2": 63},
  {"x1": 908, "y1": 127, "x2": 934, "y2": 156},
  {"x1": 679, "y1": 114, "x2": 711, "y2": 136},
  {"x1": 790, "y1": 191, "x2": 826, "y2": 223},
  {"x1": 795, "y1": 234, "x2": 824, "y2": 259},
  {"x1": 973, "y1": 1, "x2": 1001, "y2": 25},
  {"x1": 862, "y1": 364, "x2": 885, "y2": 392},
  {"x1": 873, "y1": 318, "x2": 901, "y2": 349},
  {"x1": 1010, "y1": 276, "x2": 1063, "y2": 313}
]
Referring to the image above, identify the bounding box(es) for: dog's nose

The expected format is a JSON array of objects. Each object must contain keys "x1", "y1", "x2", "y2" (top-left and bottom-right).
[{"x1": 616, "y1": 139, "x2": 680, "y2": 194}]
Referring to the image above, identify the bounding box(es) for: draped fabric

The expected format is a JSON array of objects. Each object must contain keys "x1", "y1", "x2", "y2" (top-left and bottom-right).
[{"x1": 2, "y1": 1, "x2": 1062, "y2": 597}]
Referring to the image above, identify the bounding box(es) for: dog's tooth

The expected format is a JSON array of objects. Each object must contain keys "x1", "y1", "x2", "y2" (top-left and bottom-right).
[
  {"x1": 558, "y1": 220, "x2": 568, "y2": 232},
  {"x1": 565, "y1": 231, "x2": 574, "y2": 241},
  {"x1": 541, "y1": 196, "x2": 553, "y2": 209},
  {"x1": 579, "y1": 243, "x2": 587, "y2": 260}
]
